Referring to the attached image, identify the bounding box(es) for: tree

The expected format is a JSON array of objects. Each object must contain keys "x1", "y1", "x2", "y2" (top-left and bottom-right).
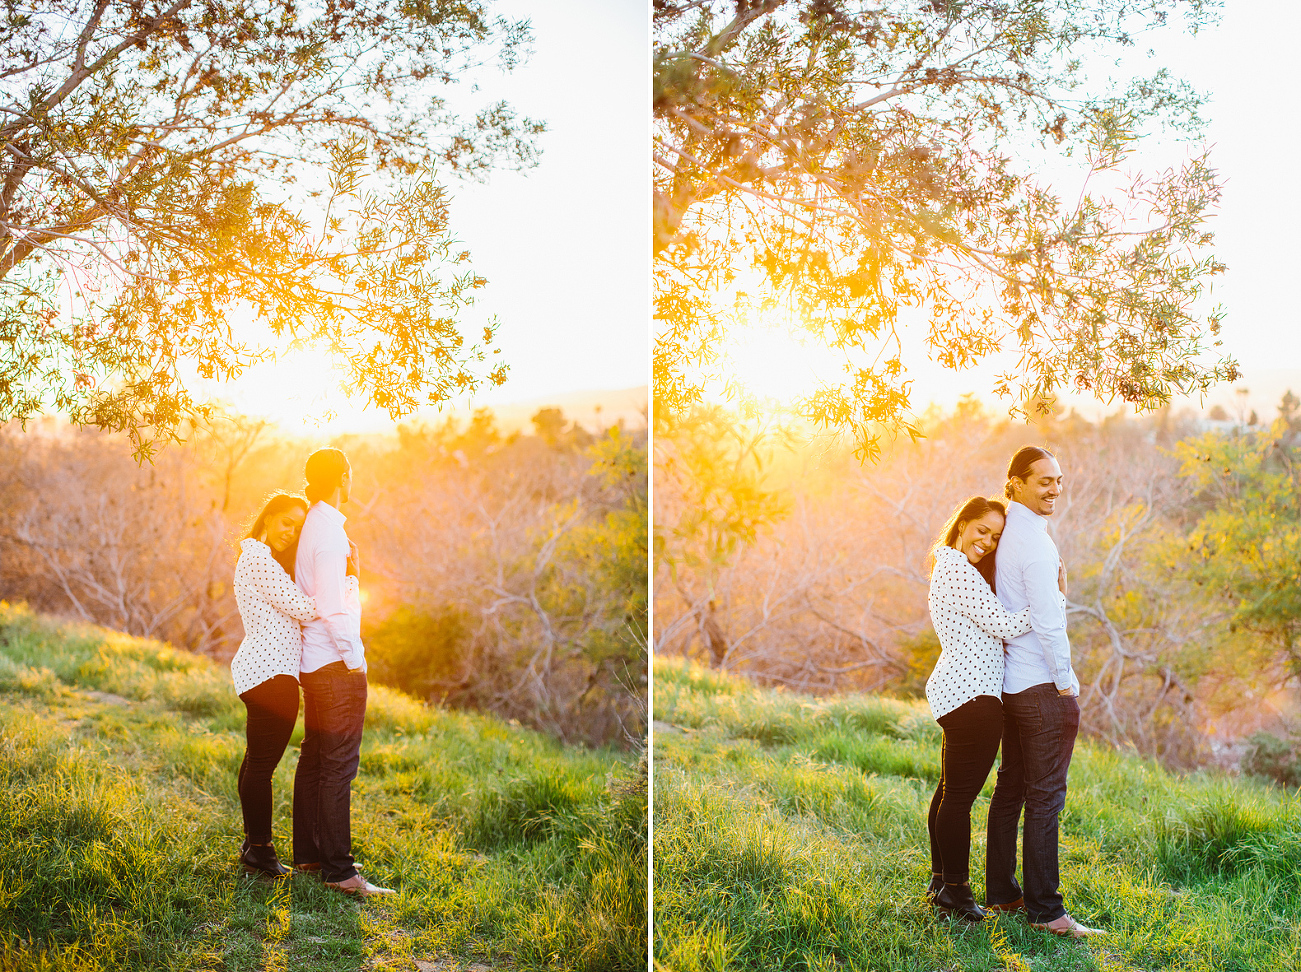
[
  {"x1": 1177, "y1": 409, "x2": 1301, "y2": 679},
  {"x1": 0, "y1": 424, "x2": 233, "y2": 651},
  {"x1": 654, "y1": 407, "x2": 790, "y2": 666},
  {"x1": 654, "y1": 0, "x2": 1238, "y2": 457},
  {"x1": 0, "y1": 404, "x2": 648, "y2": 745},
  {"x1": 1, "y1": 0, "x2": 542, "y2": 456},
  {"x1": 354, "y1": 413, "x2": 649, "y2": 746}
]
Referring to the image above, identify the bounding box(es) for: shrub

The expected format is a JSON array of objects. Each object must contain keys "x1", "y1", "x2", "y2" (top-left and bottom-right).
[
  {"x1": 1241, "y1": 730, "x2": 1301, "y2": 787},
  {"x1": 364, "y1": 604, "x2": 474, "y2": 703}
]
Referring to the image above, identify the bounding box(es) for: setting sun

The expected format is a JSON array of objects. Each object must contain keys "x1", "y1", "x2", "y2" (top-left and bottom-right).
[
  {"x1": 713, "y1": 323, "x2": 843, "y2": 410},
  {"x1": 191, "y1": 348, "x2": 396, "y2": 436}
]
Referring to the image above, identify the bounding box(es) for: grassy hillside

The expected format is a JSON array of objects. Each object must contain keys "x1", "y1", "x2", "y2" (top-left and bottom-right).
[
  {"x1": 0, "y1": 603, "x2": 646, "y2": 972},
  {"x1": 653, "y1": 657, "x2": 1301, "y2": 972}
]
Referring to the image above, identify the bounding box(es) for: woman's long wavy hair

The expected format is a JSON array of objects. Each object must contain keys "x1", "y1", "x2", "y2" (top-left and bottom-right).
[
  {"x1": 929, "y1": 495, "x2": 1008, "y2": 593},
  {"x1": 244, "y1": 492, "x2": 310, "y2": 578}
]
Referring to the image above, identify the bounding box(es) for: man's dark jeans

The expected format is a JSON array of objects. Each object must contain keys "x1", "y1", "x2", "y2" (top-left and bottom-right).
[
  {"x1": 985, "y1": 682, "x2": 1080, "y2": 922},
  {"x1": 293, "y1": 662, "x2": 367, "y2": 883}
]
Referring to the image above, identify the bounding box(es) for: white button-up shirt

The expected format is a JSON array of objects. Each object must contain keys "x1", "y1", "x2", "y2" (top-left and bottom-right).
[
  {"x1": 295, "y1": 501, "x2": 366, "y2": 674},
  {"x1": 995, "y1": 500, "x2": 1079, "y2": 695}
]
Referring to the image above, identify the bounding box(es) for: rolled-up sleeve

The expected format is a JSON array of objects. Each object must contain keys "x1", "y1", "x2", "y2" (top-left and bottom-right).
[
  {"x1": 1025, "y1": 555, "x2": 1073, "y2": 690},
  {"x1": 313, "y1": 542, "x2": 366, "y2": 671}
]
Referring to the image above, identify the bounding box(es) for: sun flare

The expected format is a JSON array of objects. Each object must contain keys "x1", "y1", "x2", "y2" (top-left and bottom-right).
[
  {"x1": 714, "y1": 324, "x2": 842, "y2": 410},
  {"x1": 194, "y1": 349, "x2": 393, "y2": 436}
]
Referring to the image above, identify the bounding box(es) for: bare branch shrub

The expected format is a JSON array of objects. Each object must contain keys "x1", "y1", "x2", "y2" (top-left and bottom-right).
[
  {"x1": 354, "y1": 417, "x2": 648, "y2": 746},
  {"x1": 654, "y1": 401, "x2": 1241, "y2": 765},
  {"x1": 0, "y1": 407, "x2": 647, "y2": 747}
]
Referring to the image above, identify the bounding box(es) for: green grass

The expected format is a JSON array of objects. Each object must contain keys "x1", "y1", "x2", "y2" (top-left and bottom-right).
[
  {"x1": 653, "y1": 656, "x2": 1301, "y2": 972},
  {"x1": 0, "y1": 603, "x2": 646, "y2": 972}
]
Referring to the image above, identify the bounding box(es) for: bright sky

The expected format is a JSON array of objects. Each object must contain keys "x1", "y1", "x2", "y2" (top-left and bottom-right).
[
  {"x1": 197, "y1": 0, "x2": 648, "y2": 434},
  {"x1": 715, "y1": 1, "x2": 1301, "y2": 424}
]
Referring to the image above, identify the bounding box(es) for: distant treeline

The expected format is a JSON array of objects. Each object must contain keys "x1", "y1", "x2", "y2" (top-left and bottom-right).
[
  {"x1": 0, "y1": 407, "x2": 647, "y2": 747},
  {"x1": 655, "y1": 394, "x2": 1301, "y2": 768}
]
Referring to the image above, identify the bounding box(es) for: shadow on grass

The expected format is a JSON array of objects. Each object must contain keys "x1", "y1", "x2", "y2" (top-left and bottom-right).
[
  {"x1": 224, "y1": 874, "x2": 371, "y2": 972},
  {"x1": 0, "y1": 606, "x2": 647, "y2": 972}
]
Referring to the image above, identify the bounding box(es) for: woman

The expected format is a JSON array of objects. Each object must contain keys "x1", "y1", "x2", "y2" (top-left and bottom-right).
[
  {"x1": 230, "y1": 492, "x2": 317, "y2": 878},
  {"x1": 923, "y1": 495, "x2": 1036, "y2": 922}
]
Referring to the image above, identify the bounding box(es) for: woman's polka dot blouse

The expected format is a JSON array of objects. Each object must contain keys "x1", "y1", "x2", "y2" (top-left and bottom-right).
[
  {"x1": 925, "y1": 544, "x2": 1034, "y2": 720},
  {"x1": 230, "y1": 538, "x2": 318, "y2": 697}
]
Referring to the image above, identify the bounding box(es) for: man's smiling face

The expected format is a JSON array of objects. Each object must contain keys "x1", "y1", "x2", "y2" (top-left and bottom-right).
[{"x1": 1012, "y1": 456, "x2": 1063, "y2": 516}]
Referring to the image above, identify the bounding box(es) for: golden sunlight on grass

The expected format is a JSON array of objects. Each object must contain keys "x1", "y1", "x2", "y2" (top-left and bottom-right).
[
  {"x1": 0, "y1": 605, "x2": 646, "y2": 972},
  {"x1": 653, "y1": 656, "x2": 1301, "y2": 971}
]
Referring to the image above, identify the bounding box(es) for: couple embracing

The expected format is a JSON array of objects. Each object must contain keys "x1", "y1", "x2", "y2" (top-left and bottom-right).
[
  {"x1": 227, "y1": 448, "x2": 393, "y2": 896},
  {"x1": 923, "y1": 446, "x2": 1102, "y2": 938}
]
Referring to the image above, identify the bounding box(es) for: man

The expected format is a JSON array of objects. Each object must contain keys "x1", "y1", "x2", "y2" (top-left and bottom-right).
[
  {"x1": 292, "y1": 447, "x2": 393, "y2": 896},
  {"x1": 984, "y1": 446, "x2": 1101, "y2": 938}
]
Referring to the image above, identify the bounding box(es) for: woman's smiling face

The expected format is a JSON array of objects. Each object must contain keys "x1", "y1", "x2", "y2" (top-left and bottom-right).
[
  {"x1": 953, "y1": 509, "x2": 1005, "y2": 565},
  {"x1": 263, "y1": 506, "x2": 307, "y2": 552}
]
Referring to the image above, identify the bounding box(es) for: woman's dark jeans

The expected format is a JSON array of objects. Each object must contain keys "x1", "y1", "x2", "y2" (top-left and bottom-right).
[
  {"x1": 293, "y1": 662, "x2": 368, "y2": 883},
  {"x1": 927, "y1": 694, "x2": 1004, "y2": 885},
  {"x1": 237, "y1": 674, "x2": 300, "y2": 842},
  {"x1": 986, "y1": 682, "x2": 1081, "y2": 922}
]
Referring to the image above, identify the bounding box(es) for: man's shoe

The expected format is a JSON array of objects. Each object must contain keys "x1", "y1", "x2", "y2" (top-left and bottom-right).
[
  {"x1": 324, "y1": 872, "x2": 396, "y2": 896},
  {"x1": 294, "y1": 861, "x2": 322, "y2": 876},
  {"x1": 1029, "y1": 914, "x2": 1106, "y2": 938},
  {"x1": 933, "y1": 883, "x2": 986, "y2": 922},
  {"x1": 985, "y1": 896, "x2": 1025, "y2": 914},
  {"x1": 240, "y1": 839, "x2": 291, "y2": 878}
]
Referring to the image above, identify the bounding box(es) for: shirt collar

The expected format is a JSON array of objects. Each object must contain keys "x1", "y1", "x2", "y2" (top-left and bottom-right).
[
  {"x1": 935, "y1": 544, "x2": 967, "y2": 565},
  {"x1": 309, "y1": 501, "x2": 347, "y2": 526},
  {"x1": 1007, "y1": 500, "x2": 1048, "y2": 532}
]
